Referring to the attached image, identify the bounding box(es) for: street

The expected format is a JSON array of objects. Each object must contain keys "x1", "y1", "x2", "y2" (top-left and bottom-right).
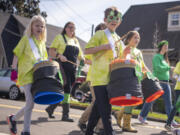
[{"x1": 0, "y1": 97, "x2": 172, "y2": 135}]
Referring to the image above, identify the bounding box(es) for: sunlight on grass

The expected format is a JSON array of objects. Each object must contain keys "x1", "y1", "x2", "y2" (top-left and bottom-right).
[{"x1": 70, "y1": 100, "x2": 180, "y2": 122}]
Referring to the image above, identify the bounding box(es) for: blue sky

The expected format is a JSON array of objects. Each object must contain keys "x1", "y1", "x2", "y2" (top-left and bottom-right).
[{"x1": 40, "y1": 0, "x2": 172, "y2": 42}]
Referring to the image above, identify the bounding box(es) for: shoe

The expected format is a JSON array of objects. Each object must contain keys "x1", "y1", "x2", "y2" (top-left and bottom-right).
[
  {"x1": 78, "y1": 122, "x2": 86, "y2": 132},
  {"x1": 172, "y1": 121, "x2": 180, "y2": 128},
  {"x1": 7, "y1": 115, "x2": 17, "y2": 135},
  {"x1": 95, "y1": 129, "x2": 104, "y2": 135},
  {"x1": 122, "y1": 114, "x2": 138, "y2": 133},
  {"x1": 138, "y1": 115, "x2": 148, "y2": 124},
  {"x1": 21, "y1": 132, "x2": 30, "y2": 135},
  {"x1": 165, "y1": 124, "x2": 173, "y2": 131},
  {"x1": 113, "y1": 109, "x2": 124, "y2": 128},
  {"x1": 45, "y1": 108, "x2": 55, "y2": 119},
  {"x1": 61, "y1": 115, "x2": 74, "y2": 122}
]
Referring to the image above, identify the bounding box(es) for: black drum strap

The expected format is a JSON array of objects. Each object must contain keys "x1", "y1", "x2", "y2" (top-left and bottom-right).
[{"x1": 62, "y1": 34, "x2": 67, "y2": 44}]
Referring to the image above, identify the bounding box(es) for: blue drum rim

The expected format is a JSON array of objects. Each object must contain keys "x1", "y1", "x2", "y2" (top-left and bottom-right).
[{"x1": 34, "y1": 91, "x2": 64, "y2": 105}]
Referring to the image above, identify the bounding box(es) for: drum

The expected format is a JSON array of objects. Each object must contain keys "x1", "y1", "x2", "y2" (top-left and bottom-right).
[
  {"x1": 107, "y1": 59, "x2": 143, "y2": 106},
  {"x1": 176, "y1": 96, "x2": 180, "y2": 113},
  {"x1": 31, "y1": 60, "x2": 64, "y2": 105},
  {"x1": 141, "y1": 78, "x2": 164, "y2": 103}
]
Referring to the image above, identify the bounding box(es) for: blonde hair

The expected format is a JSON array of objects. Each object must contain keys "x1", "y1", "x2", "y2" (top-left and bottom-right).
[{"x1": 24, "y1": 15, "x2": 47, "y2": 42}]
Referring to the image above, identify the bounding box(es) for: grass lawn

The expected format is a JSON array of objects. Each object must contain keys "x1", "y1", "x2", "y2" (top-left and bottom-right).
[{"x1": 70, "y1": 100, "x2": 180, "y2": 123}]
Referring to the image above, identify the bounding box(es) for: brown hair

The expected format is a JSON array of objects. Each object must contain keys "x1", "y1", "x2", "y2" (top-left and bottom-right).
[
  {"x1": 122, "y1": 31, "x2": 140, "y2": 45},
  {"x1": 61, "y1": 21, "x2": 75, "y2": 37},
  {"x1": 95, "y1": 23, "x2": 106, "y2": 32},
  {"x1": 157, "y1": 43, "x2": 169, "y2": 64},
  {"x1": 104, "y1": 6, "x2": 120, "y2": 19}
]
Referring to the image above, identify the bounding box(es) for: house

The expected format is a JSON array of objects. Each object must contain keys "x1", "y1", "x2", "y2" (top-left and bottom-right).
[
  {"x1": 117, "y1": 1, "x2": 180, "y2": 70},
  {"x1": 0, "y1": 13, "x2": 86, "y2": 68}
]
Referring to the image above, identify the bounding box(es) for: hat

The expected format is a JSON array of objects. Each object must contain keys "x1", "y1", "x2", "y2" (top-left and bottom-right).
[{"x1": 158, "y1": 40, "x2": 168, "y2": 48}]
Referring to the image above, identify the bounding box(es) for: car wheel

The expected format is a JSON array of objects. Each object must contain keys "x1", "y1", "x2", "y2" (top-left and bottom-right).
[
  {"x1": 9, "y1": 85, "x2": 20, "y2": 100},
  {"x1": 71, "y1": 83, "x2": 81, "y2": 97}
]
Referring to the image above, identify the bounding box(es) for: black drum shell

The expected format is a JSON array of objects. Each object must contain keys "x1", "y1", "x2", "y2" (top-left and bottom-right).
[
  {"x1": 107, "y1": 65, "x2": 143, "y2": 106},
  {"x1": 141, "y1": 78, "x2": 164, "y2": 103}
]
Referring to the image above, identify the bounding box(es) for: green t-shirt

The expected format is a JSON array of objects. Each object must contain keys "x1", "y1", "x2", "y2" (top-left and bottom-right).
[
  {"x1": 13, "y1": 35, "x2": 48, "y2": 86},
  {"x1": 152, "y1": 53, "x2": 170, "y2": 81},
  {"x1": 85, "y1": 30, "x2": 124, "y2": 86}
]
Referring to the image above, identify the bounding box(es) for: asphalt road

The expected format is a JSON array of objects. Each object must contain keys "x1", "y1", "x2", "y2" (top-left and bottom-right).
[{"x1": 0, "y1": 97, "x2": 173, "y2": 135}]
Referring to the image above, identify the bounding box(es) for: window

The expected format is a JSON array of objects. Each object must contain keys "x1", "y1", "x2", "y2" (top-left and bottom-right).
[
  {"x1": 171, "y1": 13, "x2": 179, "y2": 26},
  {"x1": 168, "y1": 12, "x2": 180, "y2": 31},
  {"x1": 0, "y1": 69, "x2": 7, "y2": 77}
]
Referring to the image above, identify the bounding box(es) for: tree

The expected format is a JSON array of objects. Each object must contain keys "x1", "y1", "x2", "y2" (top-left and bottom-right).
[
  {"x1": 0, "y1": 0, "x2": 47, "y2": 18},
  {"x1": 152, "y1": 22, "x2": 160, "y2": 49}
]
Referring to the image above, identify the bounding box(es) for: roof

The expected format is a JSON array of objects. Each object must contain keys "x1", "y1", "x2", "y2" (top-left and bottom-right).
[
  {"x1": 117, "y1": 1, "x2": 180, "y2": 50},
  {"x1": 0, "y1": 13, "x2": 87, "y2": 66},
  {"x1": 166, "y1": 5, "x2": 180, "y2": 12},
  {"x1": 12, "y1": 14, "x2": 86, "y2": 49}
]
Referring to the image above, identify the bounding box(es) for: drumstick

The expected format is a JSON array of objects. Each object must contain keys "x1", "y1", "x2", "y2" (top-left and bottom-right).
[{"x1": 66, "y1": 60, "x2": 80, "y2": 67}]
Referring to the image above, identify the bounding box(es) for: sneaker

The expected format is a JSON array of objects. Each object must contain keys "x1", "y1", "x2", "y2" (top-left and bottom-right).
[
  {"x1": 78, "y1": 122, "x2": 86, "y2": 132},
  {"x1": 172, "y1": 121, "x2": 180, "y2": 128},
  {"x1": 7, "y1": 115, "x2": 17, "y2": 135},
  {"x1": 21, "y1": 132, "x2": 30, "y2": 135},
  {"x1": 165, "y1": 124, "x2": 173, "y2": 131},
  {"x1": 138, "y1": 115, "x2": 148, "y2": 124}
]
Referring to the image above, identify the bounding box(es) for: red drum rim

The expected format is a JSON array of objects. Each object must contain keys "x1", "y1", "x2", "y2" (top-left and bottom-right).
[
  {"x1": 110, "y1": 59, "x2": 136, "y2": 66},
  {"x1": 145, "y1": 89, "x2": 164, "y2": 103},
  {"x1": 110, "y1": 96, "x2": 143, "y2": 106}
]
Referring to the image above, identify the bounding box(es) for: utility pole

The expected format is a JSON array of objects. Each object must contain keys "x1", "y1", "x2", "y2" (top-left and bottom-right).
[{"x1": 91, "y1": 24, "x2": 94, "y2": 37}]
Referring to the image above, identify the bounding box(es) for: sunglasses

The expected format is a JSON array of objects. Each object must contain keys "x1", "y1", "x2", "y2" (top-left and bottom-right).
[{"x1": 67, "y1": 26, "x2": 75, "y2": 30}]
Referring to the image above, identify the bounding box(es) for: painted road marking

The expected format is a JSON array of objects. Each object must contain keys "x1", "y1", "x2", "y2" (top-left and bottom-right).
[{"x1": 0, "y1": 104, "x2": 165, "y2": 130}]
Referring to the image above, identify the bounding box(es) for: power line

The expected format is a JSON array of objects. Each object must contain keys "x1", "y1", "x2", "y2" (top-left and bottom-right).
[
  {"x1": 53, "y1": 0, "x2": 84, "y2": 28},
  {"x1": 41, "y1": 1, "x2": 62, "y2": 27},
  {"x1": 40, "y1": 0, "x2": 92, "y2": 39},
  {"x1": 41, "y1": 0, "x2": 91, "y2": 25},
  {"x1": 61, "y1": 0, "x2": 92, "y2": 26}
]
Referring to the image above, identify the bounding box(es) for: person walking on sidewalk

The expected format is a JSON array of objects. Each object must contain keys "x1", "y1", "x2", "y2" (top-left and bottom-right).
[
  {"x1": 45, "y1": 21, "x2": 84, "y2": 122},
  {"x1": 78, "y1": 23, "x2": 106, "y2": 134},
  {"x1": 138, "y1": 40, "x2": 180, "y2": 128},
  {"x1": 113, "y1": 31, "x2": 148, "y2": 133},
  {"x1": 7, "y1": 15, "x2": 48, "y2": 135},
  {"x1": 165, "y1": 60, "x2": 180, "y2": 131},
  {"x1": 85, "y1": 6, "x2": 124, "y2": 135}
]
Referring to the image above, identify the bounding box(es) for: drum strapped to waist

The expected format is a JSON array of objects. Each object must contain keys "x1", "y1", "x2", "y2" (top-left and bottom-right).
[
  {"x1": 107, "y1": 59, "x2": 143, "y2": 106},
  {"x1": 141, "y1": 76, "x2": 164, "y2": 103},
  {"x1": 31, "y1": 60, "x2": 64, "y2": 105}
]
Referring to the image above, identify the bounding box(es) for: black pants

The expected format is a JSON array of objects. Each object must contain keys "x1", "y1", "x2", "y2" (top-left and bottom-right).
[
  {"x1": 85, "y1": 85, "x2": 113, "y2": 135},
  {"x1": 63, "y1": 64, "x2": 76, "y2": 94}
]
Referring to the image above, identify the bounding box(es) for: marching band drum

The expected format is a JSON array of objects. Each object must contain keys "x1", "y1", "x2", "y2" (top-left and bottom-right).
[{"x1": 31, "y1": 60, "x2": 64, "y2": 105}]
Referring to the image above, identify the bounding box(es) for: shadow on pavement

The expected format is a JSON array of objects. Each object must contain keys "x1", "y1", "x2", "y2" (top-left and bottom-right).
[
  {"x1": 0, "y1": 117, "x2": 72, "y2": 126},
  {"x1": 67, "y1": 130, "x2": 82, "y2": 135},
  {"x1": 151, "y1": 131, "x2": 172, "y2": 135}
]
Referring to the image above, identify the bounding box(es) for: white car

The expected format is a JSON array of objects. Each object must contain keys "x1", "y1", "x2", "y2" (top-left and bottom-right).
[{"x1": 0, "y1": 69, "x2": 24, "y2": 100}]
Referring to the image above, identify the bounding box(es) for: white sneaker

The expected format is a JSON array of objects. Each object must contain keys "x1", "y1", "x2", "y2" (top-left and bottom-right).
[
  {"x1": 138, "y1": 115, "x2": 148, "y2": 124},
  {"x1": 165, "y1": 124, "x2": 174, "y2": 132},
  {"x1": 172, "y1": 121, "x2": 180, "y2": 128}
]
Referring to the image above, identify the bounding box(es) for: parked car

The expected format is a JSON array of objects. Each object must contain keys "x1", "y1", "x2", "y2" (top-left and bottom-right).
[{"x1": 0, "y1": 68, "x2": 24, "y2": 100}]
